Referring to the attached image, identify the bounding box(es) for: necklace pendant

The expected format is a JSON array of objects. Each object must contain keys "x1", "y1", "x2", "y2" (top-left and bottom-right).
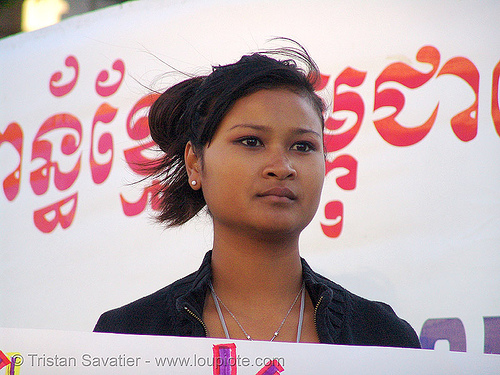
[{"x1": 209, "y1": 281, "x2": 305, "y2": 343}]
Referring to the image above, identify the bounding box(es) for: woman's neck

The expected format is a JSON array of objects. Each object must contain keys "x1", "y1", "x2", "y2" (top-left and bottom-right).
[
  {"x1": 204, "y1": 223, "x2": 319, "y2": 343},
  {"x1": 210, "y1": 223, "x2": 303, "y2": 302}
]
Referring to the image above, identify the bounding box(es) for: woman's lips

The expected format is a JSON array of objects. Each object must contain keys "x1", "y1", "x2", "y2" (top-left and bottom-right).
[{"x1": 257, "y1": 187, "x2": 297, "y2": 200}]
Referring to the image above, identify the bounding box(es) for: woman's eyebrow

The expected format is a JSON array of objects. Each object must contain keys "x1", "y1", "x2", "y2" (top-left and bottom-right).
[
  {"x1": 228, "y1": 124, "x2": 322, "y2": 138},
  {"x1": 294, "y1": 128, "x2": 322, "y2": 139},
  {"x1": 228, "y1": 124, "x2": 269, "y2": 132}
]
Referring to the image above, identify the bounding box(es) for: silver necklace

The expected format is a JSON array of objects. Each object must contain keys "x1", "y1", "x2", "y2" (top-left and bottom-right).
[{"x1": 209, "y1": 281, "x2": 306, "y2": 342}]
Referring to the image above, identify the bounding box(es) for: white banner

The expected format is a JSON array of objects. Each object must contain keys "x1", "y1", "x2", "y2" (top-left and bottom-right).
[
  {"x1": 1, "y1": 328, "x2": 500, "y2": 374},
  {"x1": 1, "y1": 0, "x2": 499, "y2": 361}
]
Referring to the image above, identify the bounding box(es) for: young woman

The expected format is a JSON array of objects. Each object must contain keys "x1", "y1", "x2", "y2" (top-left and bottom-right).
[{"x1": 94, "y1": 43, "x2": 421, "y2": 348}]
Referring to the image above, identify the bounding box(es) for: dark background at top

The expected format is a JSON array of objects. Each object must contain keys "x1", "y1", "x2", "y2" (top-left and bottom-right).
[{"x1": 0, "y1": 0, "x2": 132, "y2": 39}]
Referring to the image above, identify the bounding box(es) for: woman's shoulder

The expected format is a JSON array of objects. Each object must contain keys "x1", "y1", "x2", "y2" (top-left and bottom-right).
[
  {"x1": 93, "y1": 252, "x2": 212, "y2": 335},
  {"x1": 302, "y1": 260, "x2": 420, "y2": 348},
  {"x1": 93, "y1": 270, "x2": 199, "y2": 335},
  {"x1": 343, "y1": 290, "x2": 421, "y2": 348}
]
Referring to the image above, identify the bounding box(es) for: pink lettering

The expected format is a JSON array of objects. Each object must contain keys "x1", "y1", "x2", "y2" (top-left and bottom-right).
[
  {"x1": 437, "y1": 57, "x2": 479, "y2": 141},
  {"x1": 323, "y1": 67, "x2": 367, "y2": 152},
  {"x1": 321, "y1": 200, "x2": 344, "y2": 238},
  {"x1": 30, "y1": 114, "x2": 82, "y2": 195},
  {"x1": 120, "y1": 181, "x2": 161, "y2": 217},
  {"x1": 95, "y1": 59, "x2": 125, "y2": 97},
  {"x1": 33, "y1": 192, "x2": 78, "y2": 233},
  {"x1": 49, "y1": 55, "x2": 79, "y2": 97},
  {"x1": 491, "y1": 61, "x2": 500, "y2": 137},
  {"x1": 374, "y1": 46, "x2": 440, "y2": 146},
  {"x1": 325, "y1": 155, "x2": 358, "y2": 190},
  {"x1": 0, "y1": 122, "x2": 23, "y2": 201},
  {"x1": 90, "y1": 103, "x2": 117, "y2": 184}
]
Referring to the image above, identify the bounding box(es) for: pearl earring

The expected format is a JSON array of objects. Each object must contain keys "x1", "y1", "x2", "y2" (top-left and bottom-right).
[{"x1": 191, "y1": 180, "x2": 197, "y2": 186}]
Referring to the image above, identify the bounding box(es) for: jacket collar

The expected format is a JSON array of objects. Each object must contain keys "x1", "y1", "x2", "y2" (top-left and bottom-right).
[
  {"x1": 175, "y1": 251, "x2": 212, "y2": 320},
  {"x1": 301, "y1": 257, "x2": 346, "y2": 343},
  {"x1": 176, "y1": 250, "x2": 346, "y2": 343}
]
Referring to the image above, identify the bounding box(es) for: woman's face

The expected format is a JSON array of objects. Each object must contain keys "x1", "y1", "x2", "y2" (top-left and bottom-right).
[{"x1": 189, "y1": 88, "x2": 325, "y2": 239}]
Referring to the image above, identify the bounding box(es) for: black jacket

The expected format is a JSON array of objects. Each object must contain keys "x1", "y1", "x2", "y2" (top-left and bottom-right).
[{"x1": 94, "y1": 251, "x2": 421, "y2": 348}]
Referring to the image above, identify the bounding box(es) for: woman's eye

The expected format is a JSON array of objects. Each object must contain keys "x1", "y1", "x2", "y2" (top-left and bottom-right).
[
  {"x1": 239, "y1": 137, "x2": 263, "y2": 147},
  {"x1": 291, "y1": 142, "x2": 315, "y2": 152}
]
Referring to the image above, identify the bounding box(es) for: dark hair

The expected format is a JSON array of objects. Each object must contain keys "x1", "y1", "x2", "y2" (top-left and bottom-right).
[{"x1": 147, "y1": 41, "x2": 326, "y2": 226}]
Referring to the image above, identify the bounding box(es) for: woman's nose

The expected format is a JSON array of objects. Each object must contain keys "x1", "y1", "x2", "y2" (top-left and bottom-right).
[{"x1": 262, "y1": 150, "x2": 297, "y2": 180}]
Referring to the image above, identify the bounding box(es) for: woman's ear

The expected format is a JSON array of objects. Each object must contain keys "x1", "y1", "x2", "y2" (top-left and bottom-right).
[{"x1": 184, "y1": 141, "x2": 202, "y2": 190}]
